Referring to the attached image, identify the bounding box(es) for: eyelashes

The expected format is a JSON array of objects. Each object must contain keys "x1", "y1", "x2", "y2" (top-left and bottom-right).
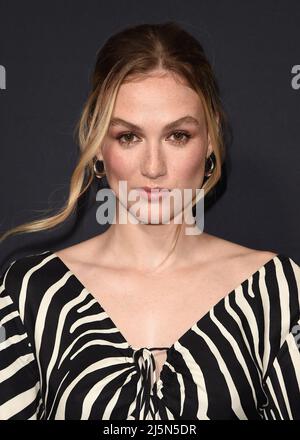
[{"x1": 115, "y1": 130, "x2": 192, "y2": 147}]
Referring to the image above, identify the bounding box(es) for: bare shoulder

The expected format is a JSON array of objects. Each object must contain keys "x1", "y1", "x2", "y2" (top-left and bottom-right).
[
  {"x1": 54, "y1": 235, "x2": 106, "y2": 269},
  {"x1": 203, "y1": 233, "x2": 278, "y2": 274}
]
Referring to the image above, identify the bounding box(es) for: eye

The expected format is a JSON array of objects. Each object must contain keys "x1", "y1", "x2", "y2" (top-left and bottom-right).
[
  {"x1": 168, "y1": 131, "x2": 191, "y2": 145},
  {"x1": 115, "y1": 130, "x2": 192, "y2": 147},
  {"x1": 116, "y1": 132, "x2": 140, "y2": 146}
]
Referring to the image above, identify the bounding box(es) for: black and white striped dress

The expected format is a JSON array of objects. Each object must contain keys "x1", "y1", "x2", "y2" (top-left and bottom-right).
[{"x1": 0, "y1": 250, "x2": 300, "y2": 420}]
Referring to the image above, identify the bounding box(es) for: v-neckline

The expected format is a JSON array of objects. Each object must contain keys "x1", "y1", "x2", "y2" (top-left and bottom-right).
[{"x1": 48, "y1": 250, "x2": 284, "y2": 374}]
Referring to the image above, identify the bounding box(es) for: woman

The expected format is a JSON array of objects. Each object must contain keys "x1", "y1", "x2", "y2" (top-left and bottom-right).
[{"x1": 0, "y1": 22, "x2": 299, "y2": 420}]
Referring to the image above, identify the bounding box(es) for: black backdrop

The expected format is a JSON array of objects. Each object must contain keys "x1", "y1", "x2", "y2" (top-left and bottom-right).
[{"x1": 0, "y1": 0, "x2": 299, "y2": 268}]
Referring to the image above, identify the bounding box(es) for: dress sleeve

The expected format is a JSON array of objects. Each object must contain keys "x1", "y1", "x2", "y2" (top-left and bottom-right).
[
  {"x1": 260, "y1": 256, "x2": 300, "y2": 420},
  {"x1": 0, "y1": 263, "x2": 43, "y2": 419},
  {"x1": 260, "y1": 321, "x2": 300, "y2": 419}
]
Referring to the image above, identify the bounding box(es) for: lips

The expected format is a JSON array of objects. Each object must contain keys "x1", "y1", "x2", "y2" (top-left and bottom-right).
[
  {"x1": 140, "y1": 186, "x2": 170, "y2": 192},
  {"x1": 135, "y1": 187, "x2": 171, "y2": 201}
]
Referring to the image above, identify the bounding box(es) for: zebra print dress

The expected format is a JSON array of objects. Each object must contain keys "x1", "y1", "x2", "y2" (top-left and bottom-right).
[{"x1": 0, "y1": 250, "x2": 300, "y2": 420}]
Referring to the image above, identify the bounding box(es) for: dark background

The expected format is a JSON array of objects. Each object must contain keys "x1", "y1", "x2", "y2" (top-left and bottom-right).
[{"x1": 0, "y1": 0, "x2": 299, "y2": 269}]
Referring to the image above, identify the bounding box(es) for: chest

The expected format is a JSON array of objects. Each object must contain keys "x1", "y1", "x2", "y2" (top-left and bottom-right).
[{"x1": 69, "y1": 261, "x2": 244, "y2": 350}]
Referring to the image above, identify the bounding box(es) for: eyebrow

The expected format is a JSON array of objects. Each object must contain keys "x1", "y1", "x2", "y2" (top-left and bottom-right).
[{"x1": 109, "y1": 115, "x2": 200, "y2": 131}]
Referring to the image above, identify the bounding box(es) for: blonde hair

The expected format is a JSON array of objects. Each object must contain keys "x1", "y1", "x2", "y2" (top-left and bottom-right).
[{"x1": 0, "y1": 21, "x2": 228, "y2": 267}]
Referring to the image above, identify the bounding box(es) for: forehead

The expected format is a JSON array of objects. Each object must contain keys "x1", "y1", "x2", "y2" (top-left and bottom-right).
[{"x1": 113, "y1": 73, "x2": 204, "y2": 121}]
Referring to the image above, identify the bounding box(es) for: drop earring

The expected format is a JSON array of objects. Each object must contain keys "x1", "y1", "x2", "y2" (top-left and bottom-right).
[
  {"x1": 204, "y1": 154, "x2": 215, "y2": 177},
  {"x1": 93, "y1": 159, "x2": 106, "y2": 179}
]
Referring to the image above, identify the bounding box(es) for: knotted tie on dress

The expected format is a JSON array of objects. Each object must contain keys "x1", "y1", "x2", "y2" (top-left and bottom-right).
[{"x1": 131, "y1": 346, "x2": 168, "y2": 419}]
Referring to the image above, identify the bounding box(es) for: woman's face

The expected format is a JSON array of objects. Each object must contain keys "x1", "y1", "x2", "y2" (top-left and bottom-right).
[{"x1": 98, "y1": 70, "x2": 213, "y2": 224}]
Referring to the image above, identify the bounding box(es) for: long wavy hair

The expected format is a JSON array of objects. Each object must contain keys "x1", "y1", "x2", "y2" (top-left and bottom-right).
[{"x1": 0, "y1": 21, "x2": 228, "y2": 268}]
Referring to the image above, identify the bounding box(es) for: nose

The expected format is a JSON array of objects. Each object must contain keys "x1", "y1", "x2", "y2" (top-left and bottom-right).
[{"x1": 141, "y1": 143, "x2": 167, "y2": 179}]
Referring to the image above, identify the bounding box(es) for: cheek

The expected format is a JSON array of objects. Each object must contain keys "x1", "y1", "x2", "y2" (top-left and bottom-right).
[
  {"x1": 104, "y1": 148, "x2": 135, "y2": 180},
  {"x1": 173, "y1": 150, "x2": 205, "y2": 184}
]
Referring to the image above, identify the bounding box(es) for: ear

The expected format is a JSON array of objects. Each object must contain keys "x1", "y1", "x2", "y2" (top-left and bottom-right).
[
  {"x1": 207, "y1": 113, "x2": 220, "y2": 157},
  {"x1": 95, "y1": 148, "x2": 104, "y2": 161},
  {"x1": 207, "y1": 132, "x2": 213, "y2": 157}
]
